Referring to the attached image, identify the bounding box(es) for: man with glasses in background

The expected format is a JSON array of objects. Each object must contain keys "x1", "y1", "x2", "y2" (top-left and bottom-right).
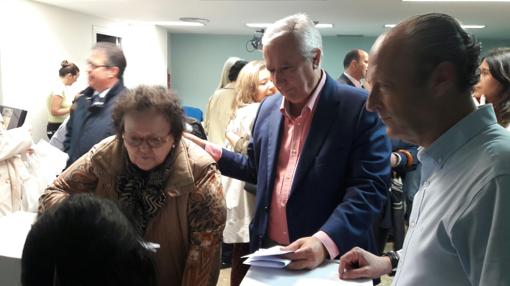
[{"x1": 64, "y1": 42, "x2": 127, "y2": 167}]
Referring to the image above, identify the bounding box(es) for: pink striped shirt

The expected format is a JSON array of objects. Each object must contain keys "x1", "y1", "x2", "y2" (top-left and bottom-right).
[{"x1": 267, "y1": 70, "x2": 339, "y2": 259}]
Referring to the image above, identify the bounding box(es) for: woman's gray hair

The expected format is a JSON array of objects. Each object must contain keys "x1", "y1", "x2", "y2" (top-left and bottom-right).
[{"x1": 262, "y1": 13, "x2": 322, "y2": 62}]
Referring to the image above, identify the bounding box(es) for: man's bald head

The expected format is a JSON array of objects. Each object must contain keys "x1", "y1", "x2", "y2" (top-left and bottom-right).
[{"x1": 381, "y1": 13, "x2": 480, "y2": 92}]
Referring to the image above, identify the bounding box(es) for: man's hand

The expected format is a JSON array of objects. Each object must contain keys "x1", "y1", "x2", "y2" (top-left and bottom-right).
[
  {"x1": 183, "y1": 132, "x2": 207, "y2": 149},
  {"x1": 281, "y1": 236, "x2": 327, "y2": 270},
  {"x1": 338, "y1": 247, "x2": 392, "y2": 280}
]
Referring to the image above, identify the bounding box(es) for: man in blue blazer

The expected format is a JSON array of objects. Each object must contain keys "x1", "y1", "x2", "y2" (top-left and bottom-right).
[{"x1": 189, "y1": 14, "x2": 391, "y2": 272}]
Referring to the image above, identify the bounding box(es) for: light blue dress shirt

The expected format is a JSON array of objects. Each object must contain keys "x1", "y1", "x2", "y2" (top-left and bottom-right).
[{"x1": 393, "y1": 105, "x2": 510, "y2": 286}]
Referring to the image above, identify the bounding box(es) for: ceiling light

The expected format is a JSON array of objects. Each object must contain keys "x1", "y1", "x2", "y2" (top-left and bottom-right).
[
  {"x1": 246, "y1": 23, "x2": 272, "y2": 28},
  {"x1": 461, "y1": 25, "x2": 487, "y2": 29},
  {"x1": 246, "y1": 23, "x2": 333, "y2": 29},
  {"x1": 179, "y1": 17, "x2": 210, "y2": 24},
  {"x1": 155, "y1": 21, "x2": 205, "y2": 27},
  {"x1": 403, "y1": 0, "x2": 510, "y2": 2},
  {"x1": 384, "y1": 24, "x2": 485, "y2": 29},
  {"x1": 315, "y1": 23, "x2": 333, "y2": 28}
]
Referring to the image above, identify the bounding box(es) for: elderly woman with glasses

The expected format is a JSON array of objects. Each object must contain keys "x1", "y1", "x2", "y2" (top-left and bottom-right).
[{"x1": 39, "y1": 85, "x2": 226, "y2": 286}]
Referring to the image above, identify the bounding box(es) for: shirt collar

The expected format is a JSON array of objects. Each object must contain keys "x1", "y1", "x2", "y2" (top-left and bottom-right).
[
  {"x1": 418, "y1": 104, "x2": 498, "y2": 169},
  {"x1": 343, "y1": 72, "x2": 362, "y2": 88},
  {"x1": 95, "y1": 88, "x2": 111, "y2": 98},
  {"x1": 279, "y1": 69, "x2": 326, "y2": 118}
]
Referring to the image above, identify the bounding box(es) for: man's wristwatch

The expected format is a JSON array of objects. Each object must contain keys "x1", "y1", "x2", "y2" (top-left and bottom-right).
[{"x1": 382, "y1": 251, "x2": 400, "y2": 270}]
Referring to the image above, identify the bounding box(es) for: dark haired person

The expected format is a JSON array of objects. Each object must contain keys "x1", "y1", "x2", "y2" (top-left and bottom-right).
[
  {"x1": 473, "y1": 47, "x2": 510, "y2": 129},
  {"x1": 46, "y1": 60, "x2": 79, "y2": 139},
  {"x1": 338, "y1": 49, "x2": 369, "y2": 88},
  {"x1": 22, "y1": 194, "x2": 157, "y2": 286},
  {"x1": 64, "y1": 42, "x2": 127, "y2": 167},
  {"x1": 40, "y1": 85, "x2": 226, "y2": 286},
  {"x1": 339, "y1": 13, "x2": 510, "y2": 285}
]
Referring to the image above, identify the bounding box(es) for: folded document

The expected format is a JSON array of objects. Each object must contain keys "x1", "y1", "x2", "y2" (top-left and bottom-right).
[{"x1": 242, "y1": 246, "x2": 293, "y2": 268}]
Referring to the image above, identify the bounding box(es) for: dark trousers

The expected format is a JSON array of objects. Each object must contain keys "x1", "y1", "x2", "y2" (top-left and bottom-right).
[
  {"x1": 46, "y1": 122, "x2": 62, "y2": 139},
  {"x1": 230, "y1": 243, "x2": 251, "y2": 286}
]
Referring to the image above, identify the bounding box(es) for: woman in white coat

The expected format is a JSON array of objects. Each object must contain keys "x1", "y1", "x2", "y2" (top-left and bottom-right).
[
  {"x1": 222, "y1": 60, "x2": 275, "y2": 286},
  {"x1": 0, "y1": 117, "x2": 32, "y2": 216}
]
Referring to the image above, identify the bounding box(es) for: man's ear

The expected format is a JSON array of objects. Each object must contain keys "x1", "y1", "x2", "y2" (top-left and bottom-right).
[
  {"x1": 312, "y1": 48, "x2": 321, "y2": 69},
  {"x1": 430, "y1": 62, "x2": 456, "y2": 96},
  {"x1": 109, "y1": 66, "x2": 120, "y2": 78}
]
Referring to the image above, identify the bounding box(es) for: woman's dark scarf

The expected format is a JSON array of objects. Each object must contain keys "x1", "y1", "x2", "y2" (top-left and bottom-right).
[{"x1": 116, "y1": 151, "x2": 173, "y2": 235}]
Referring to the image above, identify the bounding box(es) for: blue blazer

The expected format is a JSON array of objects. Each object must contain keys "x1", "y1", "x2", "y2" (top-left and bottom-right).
[{"x1": 219, "y1": 74, "x2": 391, "y2": 255}]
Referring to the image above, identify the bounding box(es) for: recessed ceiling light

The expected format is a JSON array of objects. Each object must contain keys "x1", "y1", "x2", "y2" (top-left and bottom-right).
[
  {"x1": 384, "y1": 23, "x2": 486, "y2": 29},
  {"x1": 155, "y1": 21, "x2": 205, "y2": 27},
  {"x1": 246, "y1": 23, "x2": 333, "y2": 29},
  {"x1": 179, "y1": 17, "x2": 210, "y2": 24}
]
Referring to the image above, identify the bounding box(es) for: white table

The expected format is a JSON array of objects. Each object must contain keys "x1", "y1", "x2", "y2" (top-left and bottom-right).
[
  {"x1": 0, "y1": 212, "x2": 37, "y2": 286},
  {"x1": 241, "y1": 260, "x2": 372, "y2": 286}
]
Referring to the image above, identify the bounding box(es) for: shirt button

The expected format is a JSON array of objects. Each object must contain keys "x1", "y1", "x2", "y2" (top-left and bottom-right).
[{"x1": 423, "y1": 181, "x2": 430, "y2": 187}]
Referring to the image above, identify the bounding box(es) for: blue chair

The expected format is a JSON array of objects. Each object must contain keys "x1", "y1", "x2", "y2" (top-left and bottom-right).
[{"x1": 182, "y1": 106, "x2": 204, "y2": 121}]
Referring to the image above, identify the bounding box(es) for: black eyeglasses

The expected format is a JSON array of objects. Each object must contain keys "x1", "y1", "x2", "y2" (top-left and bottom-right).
[
  {"x1": 86, "y1": 60, "x2": 111, "y2": 70},
  {"x1": 122, "y1": 133, "x2": 172, "y2": 148}
]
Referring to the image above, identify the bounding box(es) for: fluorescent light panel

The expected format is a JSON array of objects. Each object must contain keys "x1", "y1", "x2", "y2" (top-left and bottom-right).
[
  {"x1": 246, "y1": 23, "x2": 333, "y2": 29},
  {"x1": 385, "y1": 24, "x2": 485, "y2": 29}
]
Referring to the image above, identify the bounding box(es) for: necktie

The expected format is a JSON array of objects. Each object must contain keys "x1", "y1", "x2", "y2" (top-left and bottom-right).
[{"x1": 89, "y1": 92, "x2": 103, "y2": 110}]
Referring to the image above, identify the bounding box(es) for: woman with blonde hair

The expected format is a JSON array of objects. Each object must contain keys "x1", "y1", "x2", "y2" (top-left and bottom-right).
[{"x1": 223, "y1": 60, "x2": 275, "y2": 286}]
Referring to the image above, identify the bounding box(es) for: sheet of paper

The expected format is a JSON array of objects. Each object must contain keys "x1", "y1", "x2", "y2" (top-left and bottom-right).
[
  {"x1": 242, "y1": 245, "x2": 293, "y2": 268},
  {"x1": 244, "y1": 255, "x2": 291, "y2": 268},
  {"x1": 240, "y1": 260, "x2": 372, "y2": 286},
  {"x1": 242, "y1": 245, "x2": 294, "y2": 258}
]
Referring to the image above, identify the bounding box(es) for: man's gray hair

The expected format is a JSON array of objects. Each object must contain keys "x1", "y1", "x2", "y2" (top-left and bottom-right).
[{"x1": 262, "y1": 13, "x2": 322, "y2": 61}]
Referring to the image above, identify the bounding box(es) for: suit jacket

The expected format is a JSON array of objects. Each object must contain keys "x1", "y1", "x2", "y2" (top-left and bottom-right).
[
  {"x1": 337, "y1": 73, "x2": 355, "y2": 87},
  {"x1": 219, "y1": 74, "x2": 391, "y2": 255}
]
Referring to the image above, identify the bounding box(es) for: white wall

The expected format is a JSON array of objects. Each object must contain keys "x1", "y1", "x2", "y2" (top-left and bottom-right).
[{"x1": 0, "y1": 0, "x2": 168, "y2": 141}]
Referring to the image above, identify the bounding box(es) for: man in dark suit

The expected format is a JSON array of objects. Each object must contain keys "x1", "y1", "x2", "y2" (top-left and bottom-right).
[
  {"x1": 64, "y1": 42, "x2": 127, "y2": 167},
  {"x1": 186, "y1": 13, "x2": 390, "y2": 272},
  {"x1": 338, "y1": 49, "x2": 369, "y2": 88}
]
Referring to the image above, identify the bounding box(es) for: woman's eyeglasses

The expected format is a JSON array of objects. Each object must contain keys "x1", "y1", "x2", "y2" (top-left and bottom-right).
[{"x1": 122, "y1": 133, "x2": 171, "y2": 148}]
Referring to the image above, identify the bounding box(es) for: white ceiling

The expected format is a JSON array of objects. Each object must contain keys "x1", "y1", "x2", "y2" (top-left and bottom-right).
[{"x1": 35, "y1": 0, "x2": 510, "y2": 38}]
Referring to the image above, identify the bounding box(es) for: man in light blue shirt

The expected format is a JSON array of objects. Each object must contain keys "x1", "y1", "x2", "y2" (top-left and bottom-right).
[{"x1": 338, "y1": 13, "x2": 510, "y2": 285}]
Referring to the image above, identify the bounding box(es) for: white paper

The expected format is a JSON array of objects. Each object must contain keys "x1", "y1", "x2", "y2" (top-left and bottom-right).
[
  {"x1": 241, "y1": 260, "x2": 372, "y2": 286},
  {"x1": 242, "y1": 245, "x2": 293, "y2": 268},
  {"x1": 242, "y1": 245, "x2": 294, "y2": 258},
  {"x1": 244, "y1": 255, "x2": 291, "y2": 268}
]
